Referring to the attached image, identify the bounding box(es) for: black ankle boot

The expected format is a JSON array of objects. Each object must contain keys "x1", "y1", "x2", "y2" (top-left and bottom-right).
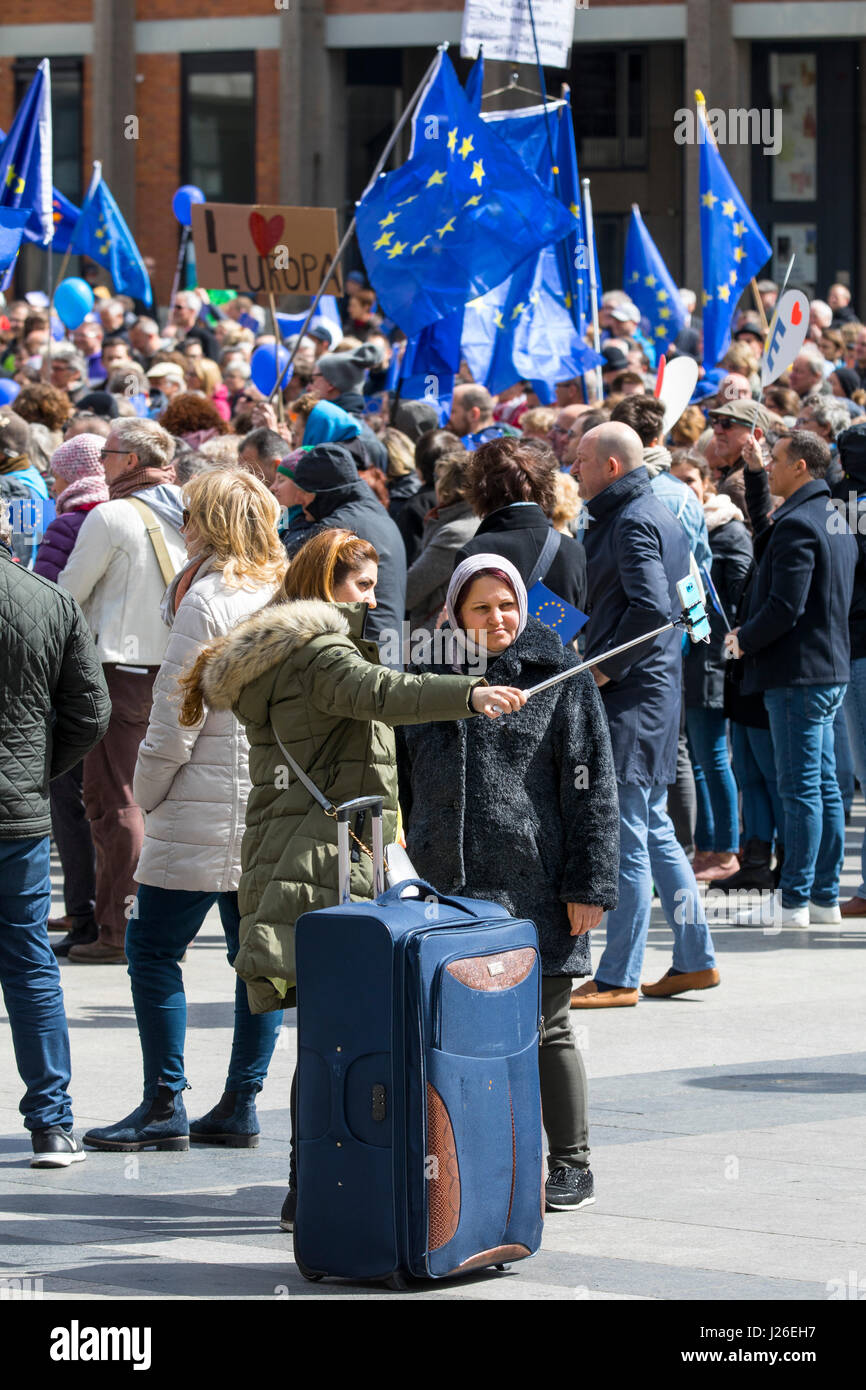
[
  {"x1": 189, "y1": 1087, "x2": 261, "y2": 1148},
  {"x1": 83, "y1": 1084, "x2": 189, "y2": 1151},
  {"x1": 708, "y1": 838, "x2": 774, "y2": 893}
]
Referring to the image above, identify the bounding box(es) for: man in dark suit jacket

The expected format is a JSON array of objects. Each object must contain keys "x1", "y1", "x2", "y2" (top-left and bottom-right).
[
  {"x1": 454, "y1": 436, "x2": 587, "y2": 611},
  {"x1": 730, "y1": 430, "x2": 857, "y2": 927},
  {"x1": 570, "y1": 422, "x2": 719, "y2": 1007}
]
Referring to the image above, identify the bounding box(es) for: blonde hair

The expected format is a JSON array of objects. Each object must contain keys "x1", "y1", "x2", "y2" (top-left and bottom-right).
[
  {"x1": 520, "y1": 407, "x2": 556, "y2": 440},
  {"x1": 181, "y1": 470, "x2": 288, "y2": 590},
  {"x1": 383, "y1": 427, "x2": 415, "y2": 479},
  {"x1": 185, "y1": 357, "x2": 223, "y2": 399},
  {"x1": 434, "y1": 450, "x2": 471, "y2": 507},
  {"x1": 552, "y1": 471, "x2": 582, "y2": 532},
  {"x1": 282, "y1": 528, "x2": 378, "y2": 602}
]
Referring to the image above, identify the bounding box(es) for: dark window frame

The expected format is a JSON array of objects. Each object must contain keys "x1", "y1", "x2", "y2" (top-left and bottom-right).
[{"x1": 180, "y1": 50, "x2": 257, "y2": 203}]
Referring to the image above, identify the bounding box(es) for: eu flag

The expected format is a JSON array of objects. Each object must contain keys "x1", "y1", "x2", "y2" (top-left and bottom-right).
[
  {"x1": 461, "y1": 99, "x2": 602, "y2": 394},
  {"x1": 0, "y1": 208, "x2": 30, "y2": 277},
  {"x1": 357, "y1": 51, "x2": 576, "y2": 339},
  {"x1": 32, "y1": 187, "x2": 79, "y2": 254},
  {"x1": 697, "y1": 92, "x2": 771, "y2": 369},
  {"x1": 527, "y1": 579, "x2": 588, "y2": 644},
  {"x1": 624, "y1": 205, "x2": 686, "y2": 355},
  {"x1": 0, "y1": 60, "x2": 53, "y2": 290},
  {"x1": 71, "y1": 163, "x2": 152, "y2": 306}
]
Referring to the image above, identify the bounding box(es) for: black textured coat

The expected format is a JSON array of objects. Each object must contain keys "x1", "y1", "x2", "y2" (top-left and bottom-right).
[
  {"x1": 455, "y1": 502, "x2": 587, "y2": 611},
  {"x1": 396, "y1": 618, "x2": 620, "y2": 977},
  {"x1": 684, "y1": 515, "x2": 753, "y2": 709}
]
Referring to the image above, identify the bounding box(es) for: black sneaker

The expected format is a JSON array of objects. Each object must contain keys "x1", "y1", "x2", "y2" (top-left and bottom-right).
[
  {"x1": 30, "y1": 1126, "x2": 87, "y2": 1168},
  {"x1": 545, "y1": 1165, "x2": 595, "y2": 1212},
  {"x1": 280, "y1": 1186, "x2": 297, "y2": 1232}
]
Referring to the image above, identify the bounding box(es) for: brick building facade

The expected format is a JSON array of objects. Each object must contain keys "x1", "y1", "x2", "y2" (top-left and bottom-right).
[{"x1": 1, "y1": 0, "x2": 864, "y2": 309}]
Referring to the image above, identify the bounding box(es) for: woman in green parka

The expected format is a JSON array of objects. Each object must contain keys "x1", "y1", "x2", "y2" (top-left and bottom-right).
[{"x1": 178, "y1": 527, "x2": 526, "y2": 1017}]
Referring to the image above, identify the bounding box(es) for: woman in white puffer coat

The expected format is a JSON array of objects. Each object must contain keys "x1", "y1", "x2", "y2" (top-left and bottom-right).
[{"x1": 83, "y1": 469, "x2": 290, "y2": 1156}]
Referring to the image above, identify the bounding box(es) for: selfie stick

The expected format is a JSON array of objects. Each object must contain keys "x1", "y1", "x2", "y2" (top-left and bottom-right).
[{"x1": 523, "y1": 577, "x2": 710, "y2": 699}]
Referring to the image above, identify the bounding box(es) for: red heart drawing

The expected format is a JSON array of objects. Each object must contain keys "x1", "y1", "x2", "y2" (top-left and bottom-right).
[
  {"x1": 790, "y1": 300, "x2": 802, "y2": 326},
  {"x1": 249, "y1": 211, "x2": 285, "y2": 258}
]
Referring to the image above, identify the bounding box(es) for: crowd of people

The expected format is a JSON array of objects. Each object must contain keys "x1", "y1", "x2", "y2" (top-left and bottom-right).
[{"x1": 2, "y1": 268, "x2": 866, "y2": 1222}]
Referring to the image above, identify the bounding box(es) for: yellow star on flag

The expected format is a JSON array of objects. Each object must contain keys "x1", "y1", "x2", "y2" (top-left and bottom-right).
[
  {"x1": 734, "y1": 246, "x2": 747, "y2": 263},
  {"x1": 701, "y1": 191, "x2": 718, "y2": 209},
  {"x1": 470, "y1": 160, "x2": 485, "y2": 186},
  {"x1": 564, "y1": 292, "x2": 573, "y2": 309},
  {"x1": 631, "y1": 271, "x2": 640, "y2": 282},
  {"x1": 569, "y1": 203, "x2": 579, "y2": 217},
  {"x1": 379, "y1": 211, "x2": 398, "y2": 228},
  {"x1": 702, "y1": 289, "x2": 712, "y2": 306},
  {"x1": 398, "y1": 195, "x2": 418, "y2": 206},
  {"x1": 733, "y1": 220, "x2": 746, "y2": 237},
  {"x1": 459, "y1": 134, "x2": 474, "y2": 159},
  {"x1": 426, "y1": 170, "x2": 447, "y2": 189},
  {"x1": 655, "y1": 325, "x2": 667, "y2": 338},
  {"x1": 644, "y1": 274, "x2": 657, "y2": 287},
  {"x1": 511, "y1": 303, "x2": 526, "y2": 320},
  {"x1": 411, "y1": 235, "x2": 430, "y2": 254},
  {"x1": 656, "y1": 289, "x2": 668, "y2": 302},
  {"x1": 659, "y1": 307, "x2": 671, "y2": 320},
  {"x1": 386, "y1": 241, "x2": 408, "y2": 259},
  {"x1": 373, "y1": 231, "x2": 393, "y2": 251},
  {"x1": 437, "y1": 217, "x2": 456, "y2": 239},
  {"x1": 463, "y1": 194, "x2": 482, "y2": 208},
  {"x1": 447, "y1": 128, "x2": 458, "y2": 155},
  {"x1": 494, "y1": 311, "x2": 505, "y2": 329},
  {"x1": 729, "y1": 270, "x2": 738, "y2": 286},
  {"x1": 716, "y1": 284, "x2": 731, "y2": 302},
  {"x1": 721, "y1": 199, "x2": 735, "y2": 218}
]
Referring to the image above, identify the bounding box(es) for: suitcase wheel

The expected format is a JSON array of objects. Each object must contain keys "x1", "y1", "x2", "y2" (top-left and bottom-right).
[{"x1": 294, "y1": 1253, "x2": 324, "y2": 1283}]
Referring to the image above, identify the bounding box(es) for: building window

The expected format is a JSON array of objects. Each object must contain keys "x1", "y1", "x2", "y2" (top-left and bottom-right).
[
  {"x1": 345, "y1": 49, "x2": 403, "y2": 211},
  {"x1": 570, "y1": 48, "x2": 647, "y2": 168},
  {"x1": 181, "y1": 53, "x2": 255, "y2": 204}
]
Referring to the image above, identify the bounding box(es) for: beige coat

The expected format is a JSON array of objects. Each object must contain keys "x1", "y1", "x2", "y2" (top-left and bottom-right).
[{"x1": 133, "y1": 560, "x2": 279, "y2": 892}]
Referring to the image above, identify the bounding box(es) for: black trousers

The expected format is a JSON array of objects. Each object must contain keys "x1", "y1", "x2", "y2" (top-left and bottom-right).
[{"x1": 49, "y1": 761, "x2": 96, "y2": 922}]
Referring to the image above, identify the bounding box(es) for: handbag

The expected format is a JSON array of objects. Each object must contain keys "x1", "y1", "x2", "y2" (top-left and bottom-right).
[{"x1": 270, "y1": 722, "x2": 416, "y2": 890}]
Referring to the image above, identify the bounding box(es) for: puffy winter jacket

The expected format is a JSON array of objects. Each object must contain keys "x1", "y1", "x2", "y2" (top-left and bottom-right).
[
  {"x1": 187, "y1": 598, "x2": 484, "y2": 1012},
  {"x1": 133, "y1": 559, "x2": 280, "y2": 892},
  {"x1": 0, "y1": 548, "x2": 111, "y2": 838},
  {"x1": 34, "y1": 505, "x2": 98, "y2": 585}
]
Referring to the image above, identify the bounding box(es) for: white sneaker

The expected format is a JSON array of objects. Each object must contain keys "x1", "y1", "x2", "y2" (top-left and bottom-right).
[
  {"x1": 733, "y1": 890, "x2": 809, "y2": 928},
  {"x1": 809, "y1": 902, "x2": 842, "y2": 925}
]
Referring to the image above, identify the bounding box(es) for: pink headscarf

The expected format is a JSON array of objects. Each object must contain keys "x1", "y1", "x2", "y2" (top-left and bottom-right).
[{"x1": 51, "y1": 432, "x2": 110, "y2": 515}]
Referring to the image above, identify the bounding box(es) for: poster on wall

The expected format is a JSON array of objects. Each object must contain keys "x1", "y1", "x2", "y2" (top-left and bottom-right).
[
  {"x1": 769, "y1": 52, "x2": 817, "y2": 202},
  {"x1": 772, "y1": 223, "x2": 817, "y2": 297}
]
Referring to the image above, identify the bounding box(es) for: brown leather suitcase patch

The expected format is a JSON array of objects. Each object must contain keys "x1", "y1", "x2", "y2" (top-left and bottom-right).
[
  {"x1": 426, "y1": 1083, "x2": 460, "y2": 1250},
  {"x1": 446, "y1": 947, "x2": 536, "y2": 993}
]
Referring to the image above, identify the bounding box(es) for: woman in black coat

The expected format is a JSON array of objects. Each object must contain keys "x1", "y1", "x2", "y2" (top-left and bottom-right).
[{"x1": 397, "y1": 553, "x2": 619, "y2": 1213}]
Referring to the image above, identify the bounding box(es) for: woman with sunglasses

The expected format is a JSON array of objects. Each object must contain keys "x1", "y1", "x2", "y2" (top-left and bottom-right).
[{"x1": 83, "y1": 470, "x2": 290, "y2": 1154}]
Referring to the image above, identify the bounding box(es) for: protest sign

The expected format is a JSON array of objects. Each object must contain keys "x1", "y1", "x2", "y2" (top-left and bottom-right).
[
  {"x1": 460, "y1": 0, "x2": 574, "y2": 69},
  {"x1": 190, "y1": 203, "x2": 342, "y2": 300},
  {"x1": 760, "y1": 288, "x2": 810, "y2": 386}
]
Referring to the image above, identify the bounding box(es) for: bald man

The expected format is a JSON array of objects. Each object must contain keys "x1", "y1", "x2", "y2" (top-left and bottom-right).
[
  {"x1": 549, "y1": 403, "x2": 590, "y2": 464},
  {"x1": 569, "y1": 423, "x2": 719, "y2": 1007}
]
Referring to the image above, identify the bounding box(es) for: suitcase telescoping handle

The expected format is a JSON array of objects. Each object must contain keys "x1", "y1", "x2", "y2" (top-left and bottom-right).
[{"x1": 336, "y1": 795, "x2": 385, "y2": 904}]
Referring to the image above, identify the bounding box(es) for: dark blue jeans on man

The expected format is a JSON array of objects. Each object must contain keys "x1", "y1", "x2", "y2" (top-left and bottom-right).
[
  {"x1": 0, "y1": 836, "x2": 75, "y2": 1131},
  {"x1": 125, "y1": 886, "x2": 283, "y2": 1099},
  {"x1": 763, "y1": 684, "x2": 847, "y2": 908}
]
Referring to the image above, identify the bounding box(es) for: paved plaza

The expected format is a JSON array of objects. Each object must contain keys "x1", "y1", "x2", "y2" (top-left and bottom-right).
[{"x1": 2, "y1": 816, "x2": 865, "y2": 1302}]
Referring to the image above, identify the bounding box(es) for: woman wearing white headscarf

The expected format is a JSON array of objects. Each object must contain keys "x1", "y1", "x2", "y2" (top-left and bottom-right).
[{"x1": 397, "y1": 553, "x2": 620, "y2": 1213}]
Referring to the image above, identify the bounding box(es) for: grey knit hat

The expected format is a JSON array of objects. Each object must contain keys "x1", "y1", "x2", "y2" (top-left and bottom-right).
[{"x1": 316, "y1": 342, "x2": 381, "y2": 394}]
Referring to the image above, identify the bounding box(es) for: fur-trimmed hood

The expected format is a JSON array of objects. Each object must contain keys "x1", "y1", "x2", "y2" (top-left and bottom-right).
[{"x1": 195, "y1": 599, "x2": 352, "y2": 711}]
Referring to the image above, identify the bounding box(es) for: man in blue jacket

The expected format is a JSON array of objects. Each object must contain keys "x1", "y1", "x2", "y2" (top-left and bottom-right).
[
  {"x1": 730, "y1": 431, "x2": 857, "y2": 927},
  {"x1": 570, "y1": 422, "x2": 719, "y2": 1005}
]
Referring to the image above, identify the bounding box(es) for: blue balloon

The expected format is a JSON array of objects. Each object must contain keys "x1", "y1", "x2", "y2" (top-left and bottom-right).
[
  {"x1": 54, "y1": 277, "x2": 94, "y2": 330},
  {"x1": 172, "y1": 184, "x2": 206, "y2": 227},
  {"x1": 0, "y1": 379, "x2": 20, "y2": 405},
  {"x1": 251, "y1": 344, "x2": 292, "y2": 396}
]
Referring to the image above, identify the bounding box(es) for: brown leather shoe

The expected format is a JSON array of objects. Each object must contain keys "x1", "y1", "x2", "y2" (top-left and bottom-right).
[
  {"x1": 67, "y1": 939, "x2": 127, "y2": 964},
  {"x1": 694, "y1": 853, "x2": 739, "y2": 882},
  {"x1": 840, "y1": 896, "x2": 866, "y2": 918},
  {"x1": 47, "y1": 915, "x2": 75, "y2": 932},
  {"x1": 570, "y1": 981, "x2": 638, "y2": 1008},
  {"x1": 641, "y1": 967, "x2": 721, "y2": 997}
]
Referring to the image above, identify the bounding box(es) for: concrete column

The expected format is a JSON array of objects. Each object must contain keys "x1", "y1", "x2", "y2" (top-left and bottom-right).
[
  {"x1": 279, "y1": 0, "x2": 346, "y2": 217},
  {"x1": 91, "y1": 0, "x2": 136, "y2": 225},
  {"x1": 684, "y1": 0, "x2": 740, "y2": 294}
]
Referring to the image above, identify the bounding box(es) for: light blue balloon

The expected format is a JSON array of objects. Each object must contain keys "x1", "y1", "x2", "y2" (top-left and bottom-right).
[
  {"x1": 53, "y1": 278, "x2": 94, "y2": 330},
  {"x1": 0, "y1": 379, "x2": 20, "y2": 405},
  {"x1": 172, "y1": 184, "x2": 206, "y2": 227},
  {"x1": 251, "y1": 344, "x2": 291, "y2": 396}
]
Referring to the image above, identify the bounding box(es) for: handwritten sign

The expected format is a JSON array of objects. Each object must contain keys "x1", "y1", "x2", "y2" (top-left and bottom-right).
[
  {"x1": 460, "y1": 0, "x2": 575, "y2": 69},
  {"x1": 190, "y1": 203, "x2": 342, "y2": 300}
]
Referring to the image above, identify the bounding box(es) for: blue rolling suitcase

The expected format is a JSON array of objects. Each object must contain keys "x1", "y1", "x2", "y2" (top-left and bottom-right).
[{"x1": 293, "y1": 795, "x2": 544, "y2": 1286}]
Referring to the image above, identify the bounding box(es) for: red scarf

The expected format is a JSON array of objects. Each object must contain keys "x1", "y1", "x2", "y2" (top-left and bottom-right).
[{"x1": 108, "y1": 462, "x2": 176, "y2": 501}]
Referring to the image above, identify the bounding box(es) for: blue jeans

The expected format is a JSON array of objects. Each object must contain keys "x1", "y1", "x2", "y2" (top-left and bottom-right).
[
  {"x1": 834, "y1": 704, "x2": 855, "y2": 814},
  {"x1": 125, "y1": 885, "x2": 283, "y2": 1100},
  {"x1": 730, "y1": 723, "x2": 784, "y2": 848},
  {"x1": 596, "y1": 783, "x2": 718, "y2": 990},
  {"x1": 764, "y1": 684, "x2": 846, "y2": 908},
  {"x1": 686, "y1": 707, "x2": 739, "y2": 853},
  {"x1": 843, "y1": 656, "x2": 866, "y2": 896},
  {"x1": 0, "y1": 836, "x2": 74, "y2": 1131}
]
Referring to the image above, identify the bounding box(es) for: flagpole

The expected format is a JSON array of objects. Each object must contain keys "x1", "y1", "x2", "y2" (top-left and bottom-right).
[
  {"x1": 267, "y1": 44, "x2": 448, "y2": 405},
  {"x1": 581, "y1": 177, "x2": 603, "y2": 402}
]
